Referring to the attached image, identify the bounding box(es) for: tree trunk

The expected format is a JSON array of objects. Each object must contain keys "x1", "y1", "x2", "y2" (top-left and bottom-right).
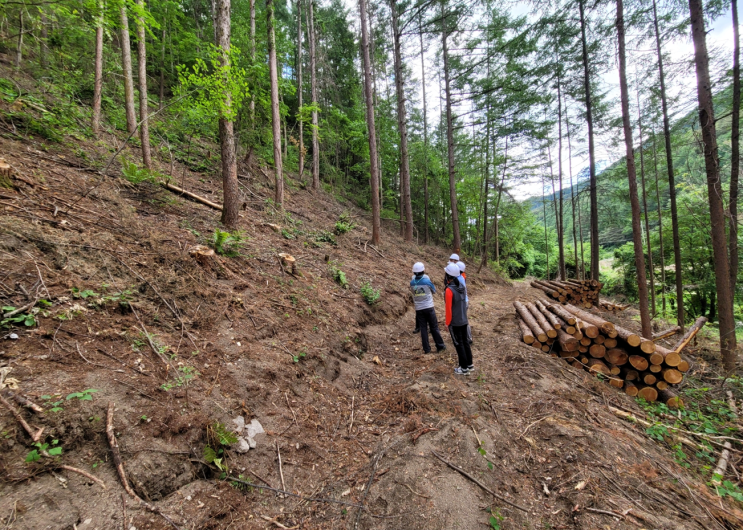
[
  {"x1": 359, "y1": 0, "x2": 381, "y2": 244},
  {"x1": 494, "y1": 136, "x2": 507, "y2": 265},
  {"x1": 39, "y1": 9, "x2": 47, "y2": 68},
  {"x1": 419, "y1": 12, "x2": 429, "y2": 245},
  {"x1": 542, "y1": 172, "x2": 550, "y2": 280},
  {"x1": 368, "y1": 8, "x2": 383, "y2": 208},
  {"x1": 120, "y1": 3, "x2": 137, "y2": 135},
  {"x1": 390, "y1": 0, "x2": 413, "y2": 241},
  {"x1": 135, "y1": 0, "x2": 152, "y2": 170},
  {"x1": 637, "y1": 90, "x2": 655, "y2": 315},
  {"x1": 652, "y1": 128, "x2": 667, "y2": 315},
  {"x1": 689, "y1": 0, "x2": 738, "y2": 372},
  {"x1": 308, "y1": 0, "x2": 320, "y2": 190},
  {"x1": 579, "y1": 0, "x2": 599, "y2": 281},
  {"x1": 442, "y1": 7, "x2": 461, "y2": 252},
  {"x1": 15, "y1": 11, "x2": 22, "y2": 68},
  {"x1": 566, "y1": 95, "x2": 579, "y2": 278},
  {"x1": 249, "y1": 0, "x2": 255, "y2": 123},
  {"x1": 617, "y1": 0, "x2": 652, "y2": 339},
  {"x1": 653, "y1": 0, "x2": 685, "y2": 330},
  {"x1": 159, "y1": 16, "x2": 167, "y2": 110},
  {"x1": 481, "y1": 108, "x2": 491, "y2": 268},
  {"x1": 731, "y1": 0, "x2": 740, "y2": 298},
  {"x1": 215, "y1": 0, "x2": 240, "y2": 228},
  {"x1": 557, "y1": 69, "x2": 566, "y2": 280},
  {"x1": 92, "y1": 0, "x2": 104, "y2": 138},
  {"x1": 297, "y1": 0, "x2": 304, "y2": 180},
  {"x1": 267, "y1": 0, "x2": 283, "y2": 207}
]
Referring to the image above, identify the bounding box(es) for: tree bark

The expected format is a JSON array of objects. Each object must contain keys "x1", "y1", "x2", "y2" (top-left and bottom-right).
[
  {"x1": 39, "y1": 9, "x2": 47, "y2": 68},
  {"x1": 688, "y1": 0, "x2": 738, "y2": 371},
  {"x1": 135, "y1": 0, "x2": 152, "y2": 170},
  {"x1": 557, "y1": 68, "x2": 566, "y2": 280},
  {"x1": 731, "y1": 0, "x2": 740, "y2": 298},
  {"x1": 159, "y1": 18, "x2": 167, "y2": 110},
  {"x1": 442, "y1": 6, "x2": 461, "y2": 252},
  {"x1": 390, "y1": 0, "x2": 413, "y2": 241},
  {"x1": 308, "y1": 0, "x2": 320, "y2": 190},
  {"x1": 579, "y1": 0, "x2": 599, "y2": 281},
  {"x1": 267, "y1": 0, "x2": 283, "y2": 207},
  {"x1": 616, "y1": 0, "x2": 652, "y2": 339},
  {"x1": 566, "y1": 94, "x2": 579, "y2": 278},
  {"x1": 637, "y1": 90, "x2": 655, "y2": 315},
  {"x1": 653, "y1": 0, "x2": 685, "y2": 330},
  {"x1": 15, "y1": 11, "x2": 22, "y2": 68},
  {"x1": 92, "y1": 0, "x2": 104, "y2": 138},
  {"x1": 419, "y1": 12, "x2": 429, "y2": 245},
  {"x1": 652, "y1": 127, "x2": 667, "y2": 315},
  {"x1": 249, "y1": 0, "x2": 256, "y2": 123},
  {"x1": 494, "y1": 136, "x2": 507, "y2": 265},
  {"x1": 359, "y1": 0, "x2": 381, "y2": 244},
  {"x1": 297, "y1": 0, "x2": 304, "y2": 180},
  {"x1": 215, "y1": 0, "x2": 240, "y2": 228},
  {"x1": 542, "y1": 171, "x2": 550, "y2": 280},
  {"x1": 120, "y1": 3, "x2": 137, "y2": 135}
]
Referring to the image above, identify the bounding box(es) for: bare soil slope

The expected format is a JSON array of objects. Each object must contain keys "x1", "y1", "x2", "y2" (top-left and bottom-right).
[{"x1": 0, "y1": 77, "x2": 739, "y2": 529}]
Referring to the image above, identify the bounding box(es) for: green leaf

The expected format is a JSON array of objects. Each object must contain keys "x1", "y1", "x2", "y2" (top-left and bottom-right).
[
  {"x1": 25, "y1": 450, "x2": 40, "y2": 463},
  {"x1": 48, "y1": 447, "x2": 63, "y2": 456}
]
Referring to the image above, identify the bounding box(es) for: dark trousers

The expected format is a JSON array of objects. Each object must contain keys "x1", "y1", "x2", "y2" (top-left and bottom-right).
[
  {"x1": 416, "y1": 308, "x2": 444, "y2": 353},
  {"x1": 450, "y1": 325, "x2": 473, "y2": 368}
]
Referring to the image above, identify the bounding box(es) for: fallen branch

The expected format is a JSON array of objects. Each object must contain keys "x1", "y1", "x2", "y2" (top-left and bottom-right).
[
  {"x1": 162, "y1": 182, "x2": 222, "y2": 210},
  {"x1": 673, "y1": 316, "x2": 707, "y2": 353},
  {"x1": 260, "y1": 515, "x2": 299, "y2": 529},
  {"x1": 431, "y1": 450, "x2": 528, "y2": 512},
  {"x1": 58, "y1": 465, "x2": 106, "y2": 489},
  {"x1": 584, "y1": 507, "x2": 624, "y2": 520},
  {"x1": 652, "y1": 326, "x2": 681, "y2": 341},
  {"x1": 712, "y1": 392, "x2": 737, "y2": 485},
  {"x1": 1, "y1": 388, "x2": 43, "y2": 413},
  {"x1": 276, "y1": 441, "x2": 286, "y2": 498},
  {"x1": 0, "y1": 392, "x2": 43, "y2": 441}
]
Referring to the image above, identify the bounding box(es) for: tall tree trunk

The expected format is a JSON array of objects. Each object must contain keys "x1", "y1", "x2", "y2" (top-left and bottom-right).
[
  {"x1": 542, "y1": 171, "x2": 550, "y2": 280},
  {"x1": 731, "y1": 0, "x2": 740, "y2": 298},
  {"x1": 92, "y1": 0, "x2": 104, "y2": 137},
  {"x1": 15, "y1": 11, "x2": 22, "y2": 68},
  {"x1": 617, "y1": 0, "x2": 652, "y2": 339},
  {"x1": 419, "y1": 13, "x2": 429, "y2": 245},
  {"x1": 135, "y1": 0, "x2": 152, "y2": 169},
  {"x1": 442, "y1": 7, "x2": 461, "y2": 252},
  {"x1": 481, "y1": 106, "x2": 491, "y2": 268},
  {"x1": 579, "y1": 0, "x2": 599, "y2": 281},
  {"x1": 120, "y1": 3, "x2": 137, "y2": 135},
  {"x1": 637, "y1": 90, "x2": 655, "y2": 315},
  {"x1": 566, "y1": 95, "x2": 579, "y2": 278},
  {"x1": 652, "y1": 127, "x2": 667, "y2": 315},
  {"x1": 297, "y1": 0, "x2": 304, "y2": 180},
  {"x1": 368, "y1": 8, "x2": 383, "y2": 207},
  {"x1": 308, "y1": 0, "x2": 320, "y2": 190},
  {"x1": 494, "y1": 136, "x2": 507, "y2": 265},
  {"x1": 249, "y1": 0, "x2": 256, "y2": 123},
  {"x1": 689, "y1": 0, "x2": 738, "y2": 371},
  {"x1": 215, "y1": 0, "x2": 240, "y2": 228},
  {"x1": 267, "y1": 0, "x2": 283, "y2": 207},
  {"x1": 159, "y1": 17, "x2": 167, "y2": 110},
  {"x1": 390, "y1": 0, "x2": 413, "y2": 241},
  {"x1": 653, "y1": 0, "x2": 685, "y2": 330},
  {"x1": 39, "y1": 9, "x2": 47, "y2": 68},
  {"x1": 557, "y1": 68, "x2": 566, "y2": 280},
  {"x1": 359, "y1": 0, "x2": 381, "y2": 244}
]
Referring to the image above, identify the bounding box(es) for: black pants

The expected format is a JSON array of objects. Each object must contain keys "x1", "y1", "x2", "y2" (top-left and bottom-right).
[
  {"x1": 450, "y1": 325, "x2": 473, "y2": 368},
  {"x1": 416, "y1": 308, "x2": 445, "y2": 353}
]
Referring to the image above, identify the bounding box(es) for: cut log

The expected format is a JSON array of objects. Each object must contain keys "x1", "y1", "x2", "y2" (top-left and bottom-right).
[
  {"x1": 648, "y1": 364, "x2": 661, "y2": 373},
  {"x1": 624, "y1": 380, "x2": 639, "y2": 396},
  {"x1": 636, "y1": 385, "x2": 658, "y2": 402},
  {"x1": 588, "y1": 344, "x2": 606, "y2": 359},
  {"x1": 278, "y1": 252, "x2": 297, "y2": 274},
  {"x1": 653, "y1": 326, "x2": 681, "y2": 341},
  {"x1": 541, "y1": 344, "x2": 550, "y2": 352},
  {"x1": 605, "y1": 348, "x2": 629, "y2": 366},
  {"x1": 660, "y1": 368, "x2": 683, "y2": 384},
  {"x1": 609, "y1": 377, "x2": 624, "y2": 389},
  {"x1": 607, "y1": 363, "x2": 621, "y2": 375},
  {"x1": 655, "y1": 380, "x2": 669, "y2": 390},
  {"x1": 527, "y1": 303, "x2": 557, "y2": 339},
  {"x1": 536, "y1": 300, "x2": 562, "y2": 329},
  {"x1": 629, "y1": 355, "x2": 649, "y2": 371},
  {"x1": 514, "y1": 301, "x2": 548, "y2": 342},
  {"x1": 162, "y1": 181, "x2": 223, "y2": 210},
  {"x1": 677, "y1": 360, "x2": 690, "y2": 373},
  {"x1": 657, "y1": 389, "x2": 683, "y2": 408},
  {"x1": 654, "y1": 344, "x2": 681, "y2": 367},
  {"x1": 639, "y1": 339, "x2": 656, "y2": 354},
  {"x1": 593, "y1": 334, "x2": 605, "y2": 345},
  {"x1": 575, "y1": 317, "x2": 598, "y2": 338},
  {"x1": 621, "y1": 368, "x2": 639, "y2": 381},
  {"x1": 673, "y1": 316, "x2": 708, "y2": 353},
  {"x1": 518, "y1": 319, "x2": 535, "y2": 344},
  {"x1": 604, "y1": 338, "x2": 618, "y2": 349},
  {"x1": 578, "y1": 345, "x2": 588, "y2": 353},
  {"x1": 530, "y1": 281, "x2": 559, "y2": 297},
  {"x1": 556, "y1": 328, "x2": 579, "y2": 352},
  {"x1": 640, "y1": 372, "x2": 657, "y2": 385},
  {"x1": 586, "y1": 358, "x2": 610, "y2": 375},
  {"x1": 580, "y1": 337, "x2": 592, "y2": 347},
  {"x1": 546, "y1": 304, "x2": 577, "y2": 326}
]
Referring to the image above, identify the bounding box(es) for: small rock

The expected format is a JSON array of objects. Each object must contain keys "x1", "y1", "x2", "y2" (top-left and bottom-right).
[
  {"x1": 234, "y1": 437, "x2": 251, "y2": 453},
  {"x1": 8, "y1": 333, "x2": 18, "y2": 340}
]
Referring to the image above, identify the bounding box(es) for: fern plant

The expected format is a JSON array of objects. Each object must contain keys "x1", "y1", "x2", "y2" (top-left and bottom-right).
[{"x1": 210, "y1": 229, "x2": 245, "y2": 257}]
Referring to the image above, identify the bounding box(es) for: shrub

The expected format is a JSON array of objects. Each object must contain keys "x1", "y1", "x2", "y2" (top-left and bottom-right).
[
  {"x1": 334, "y1": 212, "x2": 356, "y2": 235},
  {"x1": 210, "y1": 229, "x2": 245, "y2": 256},
  {"x1": 328, "y1": 261, "x2": 348, "y2": 289},
  {"x1": 360, "y1": 282, "x2": 381, "y2": 305}
]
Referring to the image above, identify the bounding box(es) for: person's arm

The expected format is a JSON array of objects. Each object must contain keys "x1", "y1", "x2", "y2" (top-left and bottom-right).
[
  {"x1": 422, "y1": 278, "x2": 436, "y2": 294},
  {"x1": 445, "y1": 288, "x2": 452, "y2": 328}
]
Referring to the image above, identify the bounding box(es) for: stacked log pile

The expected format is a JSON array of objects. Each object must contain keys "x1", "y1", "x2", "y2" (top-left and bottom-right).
[
  {"x1": 515, "y1": 301, "x2": 706, "y2": 406},
  {"x1": 529, "y1": 279, "x2": 602, "y2": 308}
]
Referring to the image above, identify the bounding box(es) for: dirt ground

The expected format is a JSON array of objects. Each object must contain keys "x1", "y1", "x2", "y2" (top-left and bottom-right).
[{"x1": 1, "y1": 75, "x2": 742, "y2": 529}]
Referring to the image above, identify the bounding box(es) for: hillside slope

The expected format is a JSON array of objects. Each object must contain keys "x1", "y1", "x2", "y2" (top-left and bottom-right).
[{"x1": 0, "y1": 68, "x2": 740, "y2": 530}]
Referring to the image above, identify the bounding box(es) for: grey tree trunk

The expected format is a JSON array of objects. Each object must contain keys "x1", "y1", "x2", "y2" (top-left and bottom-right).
[
  {"x1": 689, "y1": 0, "x2": 738, "y2": 371},
  {"x1": 442, "y1": 7, "x2": 461, "y2": 252},
  {"x1": 92, "y1": 0, "x2": 104, "y2": 137},
  {"x1": 39, "y1": 9, "x2": 48, "y2": 68},
  {"x1": 267, "y1": 0, "x2": 284, "y2": 207},
  {"x1": 557, "y1": 69, "x2": 566, "y2": 280},
  {"x1": 359, "y1": 0, "x2": 381, "y2": 244},
  {"x1": 250, "y1": 0, "x2": 255, "y2": 123},
  {"x1": 390, "y1": 0, "x2": 413, "y2": 241},
  {"x1": 215, "y1": 0, "x2": 240, "y2": 228},
  {"x1": 297, "y1": 0, "x2": 304, "y2": 180},
  {"x1": 308, "y1": 0, "x2": 319, "y2": 190},
  {"x1": 652, "y1": 128, "x2": 667, "y2": 314},
  {"x1": 566, "y1": 95, "x2": 579, "y2": 278},
  {"x1": 617, "y1": 0, "x2": 652, "y2": 339},
  {"x1": 15, "y1": 11, "x2": 22, "y2": 68},
  {"x1": 120, "y1": 4, "x2": 137, "y2": 135},
  {"x1": 730, "y1": 0, "x2": 740, "y2": 299},
  {"x1": 135, "y1": 0, "x2": 152, "y2": 169},
  {"x1": 653, "y1": 0, "x2": 685, "y2": 330},
  {"x1": 636, "y1": 92, "x2": 655, "y2": 315},
  {"x1": 419, "y1": 13, "x2": 429, "y2": 245}
]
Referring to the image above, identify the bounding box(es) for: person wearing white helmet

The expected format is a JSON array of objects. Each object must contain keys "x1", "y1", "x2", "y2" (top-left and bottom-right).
[
  {"x1": 449, "y1": 253, "x2": 460, "y2": 263},
  {"x1": 444, "y1": 263, "x2": 473, "y2": 375},
  {"x1": 456, "y1": 261, "x2": 473, "y2": 345},
  {"x1": 410, "y1": 262, "x2": 446, "y2": 353}
]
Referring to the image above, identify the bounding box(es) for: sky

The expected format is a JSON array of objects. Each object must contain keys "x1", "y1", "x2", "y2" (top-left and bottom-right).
[{"x1": 338, "y1": 0, "x2": 737, "y2": 202}]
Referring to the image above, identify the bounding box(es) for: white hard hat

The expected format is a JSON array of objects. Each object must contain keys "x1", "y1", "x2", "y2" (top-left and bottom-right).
[
  {"x1": 412, "y1": 262, "x2": 425, "y2": 273},
  {"x1": 445, "y1": 263, "x2": 461, "y2": 277},
  {"x1": 457, "y1": 262, "x2": 466, "y2": 272},
  {"x1": 449, "y1": 253, "x2": 460, "y2": 261}
]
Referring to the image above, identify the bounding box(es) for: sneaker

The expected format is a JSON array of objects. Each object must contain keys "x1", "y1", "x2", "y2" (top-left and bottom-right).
[
  {"x1": 465, "y1": 365, "x2": 475, "y2": 373},
  {"x1": 436, "y1": 345, "x2": 447, "y2": 353},
  {"x1": 454, "y1": 367, "x2": 470, "y2": 376}
]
